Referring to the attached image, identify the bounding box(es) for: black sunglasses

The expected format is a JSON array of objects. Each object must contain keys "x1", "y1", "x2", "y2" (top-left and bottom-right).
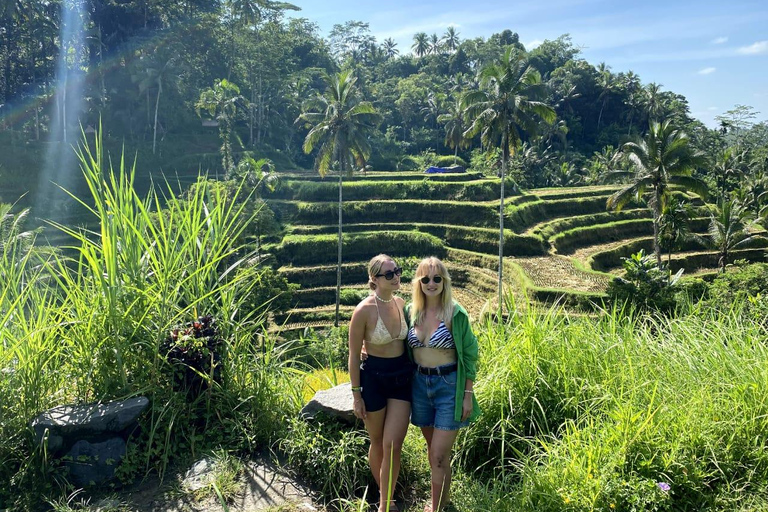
[
  {"x1": 420, "y1": 275, "x2": 443, "y2": 284},
  {"x1": 375, "y1": 267, "x2": 402, "y2": 280}
]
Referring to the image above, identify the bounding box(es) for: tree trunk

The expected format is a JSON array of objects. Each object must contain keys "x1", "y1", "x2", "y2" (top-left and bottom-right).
[
  {"x1": 653, "y1": 190, "x2": 662, "y2": 267},
  {"x1": 335, "y1": 168, "x2": 343, "y2": 327},
  {"x1": 498, "y1": 130, "x2": 509, "y2": 316},
  {"x1": 153, "y1": 79, "x2": 161, "y2": 154}
]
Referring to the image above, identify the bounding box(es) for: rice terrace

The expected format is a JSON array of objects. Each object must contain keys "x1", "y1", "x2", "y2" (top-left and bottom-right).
[{"x1": 2, "y1": 0, "x2": 768, "y2": 511}]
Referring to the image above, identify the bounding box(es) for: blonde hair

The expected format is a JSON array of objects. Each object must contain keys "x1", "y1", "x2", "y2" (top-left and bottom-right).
[
  {"x1": 368, "y1": 254, "x2": 395, "y2": 290},
  {"x1": 410, "y1": 256, "x2": 454, "y2": 327}
]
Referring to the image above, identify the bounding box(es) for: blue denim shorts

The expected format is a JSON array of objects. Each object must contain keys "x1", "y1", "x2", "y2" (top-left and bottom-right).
[{"x1": 411, "y1": 366, "x2": 469, "y2": 431}]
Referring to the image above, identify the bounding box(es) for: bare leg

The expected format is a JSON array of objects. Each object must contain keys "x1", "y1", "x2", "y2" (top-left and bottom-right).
[
  {"x1": 378, "y1": 399, "x2": 410, "y2": 512},
  {"x1": 421, "y1": 427, "x2": 459, "y2": 511},
  {"x1": 364, "y1": 408, "x2": 387, "y2": 490}
]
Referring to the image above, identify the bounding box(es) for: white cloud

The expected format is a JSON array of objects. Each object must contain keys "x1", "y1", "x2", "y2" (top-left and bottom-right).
[
  {"x1": 526, "y1": 39, "x2": 543, "y2": 49},
  {"x1": 707, "y1": 106, "x2": 718, "y2": 111},
  {"x1": 698, "y1": 67, "x2": 716, "y2": 75},
  {"x1": 711, "y1": 36, "x2": 728, "y2": 44},
  {"x1": 737, "y1": 40, "x2": 768, "y2": 54}
]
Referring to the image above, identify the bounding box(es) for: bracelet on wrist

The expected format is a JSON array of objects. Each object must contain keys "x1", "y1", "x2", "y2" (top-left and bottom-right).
[
  {"x1": 464, "y1": 389, "x2": 474, "y2": 394},
  {"x1": 351, "y1": 386, "x2": 363, "y2": 393}
]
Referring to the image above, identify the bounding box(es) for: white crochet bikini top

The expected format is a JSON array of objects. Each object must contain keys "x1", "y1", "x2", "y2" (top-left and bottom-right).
[{"x1": 367, "y1": 299, "x2": 407, "y2": 345}]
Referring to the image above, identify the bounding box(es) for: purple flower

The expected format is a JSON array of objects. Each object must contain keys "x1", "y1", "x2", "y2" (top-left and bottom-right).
[{"x1": 657, "y1": 482, "x2": 671, "y2": 492}]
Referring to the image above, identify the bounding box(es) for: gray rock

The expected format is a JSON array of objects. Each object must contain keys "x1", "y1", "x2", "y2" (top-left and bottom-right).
[
  {"x1": 182, "y1": 457, "x2": 216, "y2": 492},
  {"x1": 64, "y1": 437, "x2": 126, "y2": 487},
  {"x1": 31, "y1": 396, "x2": 149, "y2": 446},
  {"x1": 299, "y1": 382, "x2": 356, "y2": 424}
]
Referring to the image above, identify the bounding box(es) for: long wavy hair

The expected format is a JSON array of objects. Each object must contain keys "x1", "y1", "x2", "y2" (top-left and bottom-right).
[{"x1": 410, "y1": 256, "x2": 454, "y2": 327}]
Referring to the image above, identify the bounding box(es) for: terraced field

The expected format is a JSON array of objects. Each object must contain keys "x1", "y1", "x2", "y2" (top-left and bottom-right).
[{"x1": 264, "y1": 172, "x2": 768, "y2": 331}]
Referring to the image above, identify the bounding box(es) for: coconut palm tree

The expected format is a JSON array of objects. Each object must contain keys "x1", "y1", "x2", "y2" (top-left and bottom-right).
[
  {"x1": 412, "y1": 32, "x2": 429, "y2": 57},
  {"x1": 596, "y1": 63, "x2": 615, "y2": 132},
  {"x1": 702, "y1": 198, "x2": 762, "y2": 273},
  {"x1": 658, "y1": 195, "x2": 693, "y2": 266},
  {"x1": 714, "y1": 147, "x2": 748, "y2": 199},
  {"x1": 437, "y1": 97, "x2": 469, "y2": 162},
  {"x1": 644, "y1": 82, "x2": 666, "y2": 126},
  {"x1": 297, "y1": 70, "x2": 380, "y2": 326},
  {"x1": 429, "y1": 33, "x2": 441, "y2": 54},
  {"x1": 443, "y1": 26, "x2": 460, "y2": 53},
  {"x1": 196, "y1": 79, "x2": 243, "y2": 176},
  {"x1": 606, "y1": 120, "x2": 708, "y2": 266},
  {"x1": 382, "y1": 38, "x2": 399, "y2": 59},
  {"x1": 463, "y1": 47, "x2": 556, "y2": 312}
]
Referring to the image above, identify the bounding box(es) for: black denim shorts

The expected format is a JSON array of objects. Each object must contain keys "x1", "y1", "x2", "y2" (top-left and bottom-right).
[{"x1": 359, "y1": 352, "x2": 414, "y2": 412}]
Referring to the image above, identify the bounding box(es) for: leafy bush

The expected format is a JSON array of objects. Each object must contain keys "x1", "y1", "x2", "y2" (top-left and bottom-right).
[
  {"x1": 605, "y1": 250, "x2": 681, "y2": 312},
  {"x1": 434, "y1": 155, "x2": 468, "y2": 167},
  {"x1": 702, "y1": 262, "x2": 768, "y2": 319}
]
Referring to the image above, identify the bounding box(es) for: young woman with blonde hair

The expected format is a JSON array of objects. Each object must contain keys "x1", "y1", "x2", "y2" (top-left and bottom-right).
[
  {"x1": 348, "y1": 254, "x2": 413, "y2": 512},
  {"x1": 405, "y1": 256, "x2": 481, "y2": 512}
]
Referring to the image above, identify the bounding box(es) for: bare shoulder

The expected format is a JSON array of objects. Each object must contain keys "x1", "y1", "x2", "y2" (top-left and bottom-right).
[
  {"x1": 351, "y1": 295, "x2": 376, "y2": 320},
  {"x1": 395, "y1": 296, "x2": 406, "y2": 308}
]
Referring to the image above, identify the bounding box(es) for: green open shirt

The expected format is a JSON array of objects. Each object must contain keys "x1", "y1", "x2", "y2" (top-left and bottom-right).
[{"x1": 404, "y1": 302, "x2": 482, "y2": 423}]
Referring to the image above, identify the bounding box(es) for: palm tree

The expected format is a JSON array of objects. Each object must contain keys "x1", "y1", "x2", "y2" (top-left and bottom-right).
[
  {"x1": 622, "y1": 70, "x2": 641, "y2": 136},
  {"x1": 133, "y1": 46, "x2": 185, "y2": 154},
  {"x1": 714, "y1": 148, "x2": 747, "y2": 199},
  {"x1": 463, "y1": 47, "x2": 556, "y2": 312},
  {"x1": 702, "y1": 198, "x2": 762, "y2": 273},
  {"x1": 437, "y1": 97, "x2": 469, "y2": 162},
  {"x1": 658, "y1": 195, "x2": 693, "y2": 266},
  {"x1": 382, "y1": 38, "x2": 399, "y2": 59},
  {"x1": 297, "y1": 70, "x2": 380, "y2": 326},
  {"x1": 421, "y1": 92, "x2": 445, "y2": 129},
  {"x1": 443, "y1": 26, "x2": 460, "y2": 53},
  {"x1": 644, "y1": 82, "x2": 665, "y2": 126},
  {"x1": 429, "y1": 33, "x2": 441, "y2": 54},
  {"x1": 596, "y1": 63, "x2": 615, "y2": 132},
  {"x1": 606, "y1": 120, "x2": 708, "y2": 266},
  {"x1": 196, "y1": 79, "x2": 243, "y2": 176},
  {"x1": 412, "y1": 32, "x2": 429, "y2": 57}
]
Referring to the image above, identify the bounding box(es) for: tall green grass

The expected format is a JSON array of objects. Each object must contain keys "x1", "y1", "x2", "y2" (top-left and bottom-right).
[
  {"x1": 458, "y1": 303, "x2": 768, "y2": 511},
  {"x1": 0, "y1": 131, "x2": 303, "y2": 509}
]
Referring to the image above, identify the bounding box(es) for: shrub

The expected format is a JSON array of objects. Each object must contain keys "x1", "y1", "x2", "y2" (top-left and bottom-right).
[
  {"x1": 605, "y1": 250, "x2": 681, "y2": 312},
  {"x1": 434, "y1": 155, "x2": 468, "y2": 168},
  {"x1": 702, "y1": 262, "x2": 768, "y2": 318}
]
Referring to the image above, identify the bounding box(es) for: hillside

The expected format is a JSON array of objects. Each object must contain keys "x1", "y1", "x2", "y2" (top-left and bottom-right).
[{"x1": 263, "y1": 171, "x2": 768, "y2": 331}]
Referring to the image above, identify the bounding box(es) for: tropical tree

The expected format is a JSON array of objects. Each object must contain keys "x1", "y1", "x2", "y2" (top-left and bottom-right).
[
  {"x1": 644, "y1": 82, "x2": 665, "y2": 125},
  {"x1": 429, "y1": 33, "x2": 441, "y2": 55},
  {"x1": 714, "y1": 147, "x2": 747, "y2": 199},
  {"x1": 463, "y1": 47, "x2": 556, "y2": 311},
  {"x1": 412, "y1": 32, "x2": 429, "y2": 57},
  {"x1": 606, "y1": 120, "x2": 708, "y2": 266},
  {"x1": 443, "y1": 26, "x2": 460, "y2": 53},
  {"x1": 596, "y1": 63, "x2": 616, "y2": 132},
  {"x1": 702, "y1": 198, "x2": 762, "y2": 272},
  {"x1": 658, "y1": 195, "x2": 693, "y2": 265},
  {"x1": 437, "y1": 97, "x2": 469, "y2": 162},
  {"x1": 297, "y1": 70, "x2": 380, "y2": 326},
  {"x1": 132, "y1": 43, "x2": 185, "y2": 154},
  {"x1": 196, "y1": 79, "x2": 244, "y2": 176},
  {"x1": 382, "y1": 38, "x2": 399, "y2": 58}
]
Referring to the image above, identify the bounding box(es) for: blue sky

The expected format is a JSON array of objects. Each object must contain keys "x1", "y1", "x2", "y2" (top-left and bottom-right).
[{"x1": 289, "y1": 0, "x2": 768, "y2": 128}]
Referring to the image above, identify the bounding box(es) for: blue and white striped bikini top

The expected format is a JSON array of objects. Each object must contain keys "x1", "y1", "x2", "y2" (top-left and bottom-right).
[{"x1": 407, "y1": 321, "x2": 456, "y2": 350}]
